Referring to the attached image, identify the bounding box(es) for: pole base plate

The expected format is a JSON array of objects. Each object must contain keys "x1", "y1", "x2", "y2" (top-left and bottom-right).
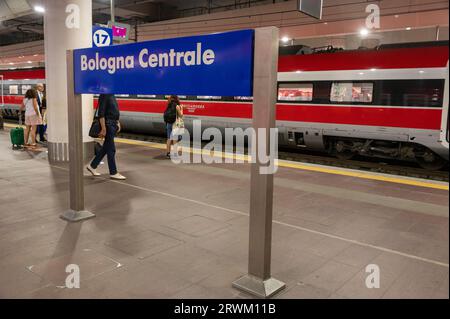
[
  {"x1": 232, "y1": 274, "x2": 286, "y2": 298},
  {"x1": 60, "y1": 210, "x2": 95, "y2": 222}
]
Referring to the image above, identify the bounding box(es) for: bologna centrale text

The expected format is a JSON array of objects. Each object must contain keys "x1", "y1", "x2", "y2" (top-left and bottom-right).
[{"x1": 80, "y1": 42, "x2": 216, "y2": 75}]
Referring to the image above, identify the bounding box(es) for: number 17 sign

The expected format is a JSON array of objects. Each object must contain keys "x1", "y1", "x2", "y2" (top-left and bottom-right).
[{"x1": 92, "y1": 26, "x2": 113, "y2": 48}]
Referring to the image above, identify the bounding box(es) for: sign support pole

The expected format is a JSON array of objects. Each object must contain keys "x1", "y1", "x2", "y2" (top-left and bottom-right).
[
  {"x1": 232, "y1": 27, "x2": 285, "y2": 298},
  {"x1": 60, "y1": 50, "x2": 95, "y2": 222}
]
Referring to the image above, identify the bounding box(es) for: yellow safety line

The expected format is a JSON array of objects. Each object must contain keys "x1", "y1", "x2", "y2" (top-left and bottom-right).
[
  {"x1": 114, "y1": 137, "x2": 449, "y2": 191},
  {"x1": 280, "y1": 161, "x2": 449, "y2": 191},
  {"x1": 5, "y1": 123, "x2": 447, "y2": 190}
]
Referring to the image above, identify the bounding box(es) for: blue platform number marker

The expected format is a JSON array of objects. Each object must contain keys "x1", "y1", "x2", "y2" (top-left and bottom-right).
[{"x1": 92, "y1": 26, "x2": 112, "y2": 48}]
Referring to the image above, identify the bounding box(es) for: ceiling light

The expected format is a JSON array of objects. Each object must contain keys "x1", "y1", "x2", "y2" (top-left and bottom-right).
[
  {"x1": 34, "y1": 6, "x2": 45, "y2": 13},
  {"x1": 359, "y1": 28, "x2": 369, "y2": 36},
  {"x1": 359, "y1": 72, "x2": 365, "y2": 75},
  {"x1": 27, "y1": 61, "x2": 32, "y2": 64},
  {"x1": 281, "y1": 36, "x2": 290, "y2": 43},
  {"x1": 9, "y1": 62, "x2": 14, "y2": 65},
  {"x1": 406, "y1": 27, "x2": 412, "y2": 31},
  {"x1": 296, "y1": 70, "x2": 302, "y2": 74},
  {"x1": 370, "y1": 68, "x2": 377, "y2": 71},
  {"x1": 419, "y1": 70, "x2": 425, "y2": 74}
]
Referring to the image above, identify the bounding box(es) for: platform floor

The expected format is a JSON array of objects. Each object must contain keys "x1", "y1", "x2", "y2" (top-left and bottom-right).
[{"x1": 0, "y1": 130, "x2": 448, "y2": 299}]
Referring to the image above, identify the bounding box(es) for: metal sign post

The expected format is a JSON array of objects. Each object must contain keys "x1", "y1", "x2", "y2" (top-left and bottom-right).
[
  {"x1": 60, "y1": 50, "x2": 95, "y2": 222},
  {"x1": 232, "y1": 27, "x2": 286, "y2": 298}
]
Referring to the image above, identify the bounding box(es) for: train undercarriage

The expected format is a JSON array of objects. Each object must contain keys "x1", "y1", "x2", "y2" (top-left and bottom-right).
[{"x1": 326, "y1": 137, "x2": 448, "y2": 170}]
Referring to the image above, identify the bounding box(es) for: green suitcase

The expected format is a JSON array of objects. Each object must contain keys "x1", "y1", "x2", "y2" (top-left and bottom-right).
[
  {"x1": 10, "y1": 127, "x2": 24, "y2": 149},
  {"x1": 10, "y1": 113, "x2": 25, "y2": 149}
]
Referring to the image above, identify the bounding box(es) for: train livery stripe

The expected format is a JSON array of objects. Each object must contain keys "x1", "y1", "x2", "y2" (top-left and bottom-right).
[
  {"x1": 0, "y1": 69, "x2": 45, "y2": 80},
  {"x1": 3, "y1": 96, "x2": 24, "y2": 104},
  {"x1": 276, "y1": 104, "x2": 442, "y2": 130},
  {"x1": 115, "y1": 99, "x2": 251, "y2": 119},
  {"x1": 110, "y1": 99, "x2": 443, "y2": 130},
  {"x1": 3, "y1": 96, "x2": 442, "y2": 130},
  {"x1": 278, "y1": 46, "x2": 449, "y2": 72}
]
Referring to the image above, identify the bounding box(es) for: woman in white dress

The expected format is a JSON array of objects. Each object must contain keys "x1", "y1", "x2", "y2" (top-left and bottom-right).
[{"x1": 21, "y1": 89, "x2": 43, "y2": 148}]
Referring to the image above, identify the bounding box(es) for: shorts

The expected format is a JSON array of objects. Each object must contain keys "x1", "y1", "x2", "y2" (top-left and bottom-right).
[
  {"x1": 166, "y1": 123, "x2": 182, "y2": 141},
  {"x1": 25, "y1": 114, "x2": 43, "y2": 126}
]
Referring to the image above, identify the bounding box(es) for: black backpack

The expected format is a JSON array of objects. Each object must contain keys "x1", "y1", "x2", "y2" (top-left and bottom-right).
[{"x1": 164, "y1": 102, "x2": 177, "y2": 124}]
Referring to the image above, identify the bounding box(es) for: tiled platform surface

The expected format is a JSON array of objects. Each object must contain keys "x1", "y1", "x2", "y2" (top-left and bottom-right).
[{"x1": 0, "y1": 131, "x2": 448, "y2": 299}]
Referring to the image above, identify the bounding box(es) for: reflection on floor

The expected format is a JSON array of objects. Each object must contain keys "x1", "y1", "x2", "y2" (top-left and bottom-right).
[{"x1": 0, "y1": 131, "x2": 448, "y2": 299}]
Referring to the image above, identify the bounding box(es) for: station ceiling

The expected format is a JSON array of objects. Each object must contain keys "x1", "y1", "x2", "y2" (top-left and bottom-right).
[{"x1": 0, "y1": 0, "x2": 278, "y2": 46}]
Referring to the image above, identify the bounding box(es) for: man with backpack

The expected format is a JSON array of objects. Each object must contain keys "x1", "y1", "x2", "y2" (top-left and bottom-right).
[{"x1": 164, "y1": 95, "x2": 183, "y2": 158}]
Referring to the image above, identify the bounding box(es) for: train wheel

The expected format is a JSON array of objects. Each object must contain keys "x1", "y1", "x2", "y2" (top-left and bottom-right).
[
  {"x1": 416, "y1": 150, "x2": 446, "y2": 170},
  {"x1": 334, "y1": 141, "x2": 355, "y2": 160}
]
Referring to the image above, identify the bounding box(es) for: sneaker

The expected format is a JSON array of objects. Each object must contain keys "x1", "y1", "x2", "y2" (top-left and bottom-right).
[
  {"x1": 110, "y1": 173, "x2": 126, "y2": 180},
  {"x1": 86, "y1": 164, "x2": 101, "y2": 176}
]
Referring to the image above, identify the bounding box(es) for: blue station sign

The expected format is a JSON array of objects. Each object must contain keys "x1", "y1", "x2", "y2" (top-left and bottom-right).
[{"x1": 74, "y1": 29, "x2": 254, "y2": 96}]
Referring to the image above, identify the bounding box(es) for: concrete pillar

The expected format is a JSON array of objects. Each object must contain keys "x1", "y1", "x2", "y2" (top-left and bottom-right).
[{"x1": 44, "y1": 0, "x2": 94, "y2": 163}]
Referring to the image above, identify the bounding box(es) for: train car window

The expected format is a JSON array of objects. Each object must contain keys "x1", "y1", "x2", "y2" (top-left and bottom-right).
[
  {"x1": 9, "y1": 85, "x2": 19, "y2": 95},
  {"x1": 21, "y1": 85, "x2": 33, "y2": 95},
  {"x1": 313, "y1": 82, "x2": 332, "y2": 104},
  {"x1": 163, "y1": 95, "x2": 187, "y2": 99},
  {"x1": 278, "y1": 83, "x2": 313, "y2": 102},
  {"x1": 197, "y1": 96, "x2": 222, "y2": 100},
  {"x1": 234, "y1": 96, "x2": 253, "y2": 101},
  {"x1": 221, "y1": 96, "x2": 235, "y2": 101},
  {"x1": 377, "y1": 80, "x2": 444, "y2": 107},
  {"x1": 330, "y1": 82, "x2": 373, "y2": 103},
  {"x1": 137, "y1": 95, "x2": 157, "y2": 98}
]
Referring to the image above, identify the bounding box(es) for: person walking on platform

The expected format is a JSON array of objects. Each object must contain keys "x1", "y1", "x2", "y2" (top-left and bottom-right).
[
  {"x1": 86, "y1": 94, "x2": 126, "y2": 180},
  {"x1": 21, "y1": 89, "x2": 42, "y2": 148},
  {"x1": 35, "y1": 83, "x2": 47, "y2": 143},
  {"x1": 164, "y1": 95, "x2": 184, "y2": 159}
]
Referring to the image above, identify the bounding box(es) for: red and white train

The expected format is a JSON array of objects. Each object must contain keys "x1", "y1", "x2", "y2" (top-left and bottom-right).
[{"x1": 1, "y1": 42, "x2": 448, "y2": 169}]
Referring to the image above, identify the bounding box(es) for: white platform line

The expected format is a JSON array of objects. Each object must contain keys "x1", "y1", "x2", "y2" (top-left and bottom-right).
[{"x1": 51, "y1": 164, "x2": 448, "y2": 269}]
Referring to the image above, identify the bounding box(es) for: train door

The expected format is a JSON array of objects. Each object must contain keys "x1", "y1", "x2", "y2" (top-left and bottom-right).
[
  {"x1": 440, "y1": 61, "x2": 449, "y2": 148},
  {"x1": 286, "y1": 127, "x2": 325, "y2": 150}
]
